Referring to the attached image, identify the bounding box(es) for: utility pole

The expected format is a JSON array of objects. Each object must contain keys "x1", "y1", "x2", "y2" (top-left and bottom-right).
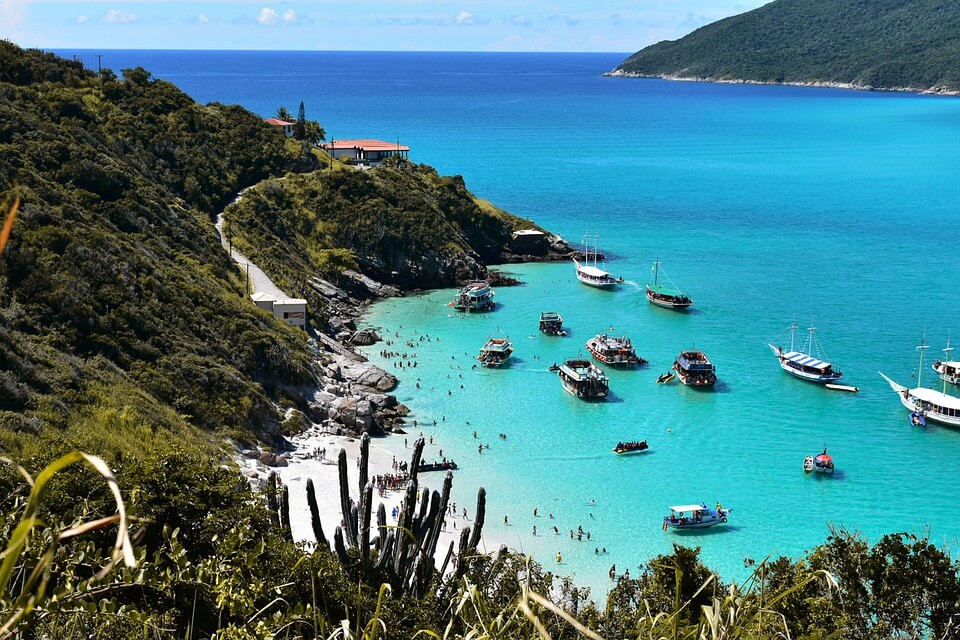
[{"x1": 245, "y1": 263, "x2": 250, "y2": 296}]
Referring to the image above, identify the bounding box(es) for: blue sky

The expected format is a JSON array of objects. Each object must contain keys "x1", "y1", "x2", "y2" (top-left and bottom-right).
[{"x1": 1, "y1": 0, "x2": 767, "y2": 51}]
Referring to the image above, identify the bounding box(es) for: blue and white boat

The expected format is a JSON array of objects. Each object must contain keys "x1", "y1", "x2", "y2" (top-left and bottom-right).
[
  {"x1": 662, "y1": 503, "x2": 731, "y2": 531},
  {"x1": 769, "y1": 322, "x2": 843, "y2": 383}
]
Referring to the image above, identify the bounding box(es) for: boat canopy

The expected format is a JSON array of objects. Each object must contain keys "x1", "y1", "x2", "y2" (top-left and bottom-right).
[
  {"x1": 910, "y1": 387, "x2": 960, "y2": 410},
  {"x1": 648, "y1": 284, "x2": 686, "y2": 298},
  {"x1": 541, "y1": 312, "x2": 561, "y2": 321},
  {"x1": 783, "y1": 351, "x2": 831, "y2": 370},
  {"x1": 577, "y1": 264, "x2": 612, "y2": 278},
  {"x1": 669, "y1": 504, "x2": 707, "y2": 512}
]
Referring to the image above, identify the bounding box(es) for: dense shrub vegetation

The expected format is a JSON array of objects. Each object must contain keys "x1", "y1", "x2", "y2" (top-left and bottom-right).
[
  {"x1": 224, "y1": 159, "x2": 541, "y2": 299},
  {"x1": 0, "y1": 40, "x2": 316, "y2": 441},
  {"x1": 613, "y1": 0, "x2": 960, "y2": 92}
]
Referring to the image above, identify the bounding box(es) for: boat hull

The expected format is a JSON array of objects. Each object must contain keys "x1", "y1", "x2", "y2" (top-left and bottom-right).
[
  {"x1": 645, "y1": 288, "x2": 693, "y2": 309},
  {"x1": 663, "y1": 509, "x2": 730, "y2": 530}
]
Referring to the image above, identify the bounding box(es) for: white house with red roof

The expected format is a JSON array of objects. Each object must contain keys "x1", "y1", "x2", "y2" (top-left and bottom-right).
[
  {"x1": 321, "y1": 139, "x2": 410, "y2": 166},
  {"x1": 263, "y1": 118, "x2": 295, "y2": 137}
]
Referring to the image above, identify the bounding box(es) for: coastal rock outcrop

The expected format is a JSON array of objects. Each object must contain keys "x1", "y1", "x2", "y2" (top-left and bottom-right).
[{"x1": 334, "y1": 355, "x2": 398, "y2": 393}]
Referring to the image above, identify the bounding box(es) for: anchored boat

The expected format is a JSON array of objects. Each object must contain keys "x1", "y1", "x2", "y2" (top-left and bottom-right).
[
  {"x1": 673, "y1": 350, "x2": 717, "y2": 387},
  {"x1": 803, "y1": 455, "x2": 815, "y2": 473},
  {"x1": 880, "y1": 336, "x2": 960, "y2": 428},
  {"x1": 539, "y1": 312, "x2": 567, "y2": 336},
  {"x1": 645, "y1": 259, "x2": 693, "y2": 309},
  {"x1": 769, "y1": 322, "x2": 843, "y2": 383},
  {"x1": 586, "y1": 334, "x2": 647, "y2": 368},
  {"x1": 452, "y1": 282, "x2": 495, "y2": 312},
  {"x1": 812, "y1": 449, "x2": 834, "y2": 474},
  {"x1": 662, "y1": 503, "x2": 731, "y2": 531},
  {"x1": 477, "y1": 334, "x2": 513, "y2": 368},
  {"x1": 574, "y1": 234, "x2": 621, "y2": 288},
  {"x1": 558, "y1": 358, "x2": 609, "y2": 399}
]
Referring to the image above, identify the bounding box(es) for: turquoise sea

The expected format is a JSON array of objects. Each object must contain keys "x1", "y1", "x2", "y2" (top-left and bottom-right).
[{"x1": 65, "y1": 51, "x2": 960, "y2": 594}]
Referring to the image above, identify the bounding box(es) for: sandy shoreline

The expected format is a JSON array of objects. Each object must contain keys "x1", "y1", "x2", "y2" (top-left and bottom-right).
[{"x1": 238, "y1": 425, "x2": 511, "y2": 564}]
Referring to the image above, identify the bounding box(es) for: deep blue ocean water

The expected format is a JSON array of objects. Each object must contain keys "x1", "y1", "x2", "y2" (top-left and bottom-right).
[{"x1": 62, "y1": 50, "x2": 960, "y2": 595}]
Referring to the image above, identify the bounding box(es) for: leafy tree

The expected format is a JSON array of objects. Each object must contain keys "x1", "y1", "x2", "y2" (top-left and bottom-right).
[
  {"x1": 294, "y1": 100, "x2": 306, "y2": 139},
  {"x1": 275, "y1": 105, "x2": 293, "y2": 121}
]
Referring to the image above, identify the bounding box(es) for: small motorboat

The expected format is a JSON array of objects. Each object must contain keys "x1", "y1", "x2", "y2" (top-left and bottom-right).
[
  {"x1": 812, "y1": 449, "x2": 834, "y2": 474},
  {"x1": 662, "y1": 503, "x2": 731, "y2": 531},
  {"x1": 803, "y1": 455, "x2": 814, "y2": 473},
  {"x1": 612, "y1": 440, "x2": 649, "y2": 455},
  {"x1": 910, "y1": 411, "x2": 926, "y2": 427}
]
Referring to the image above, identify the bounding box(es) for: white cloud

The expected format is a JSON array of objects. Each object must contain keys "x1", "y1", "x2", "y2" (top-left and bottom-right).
[
  {"x1": 505, "y1": 15, "x2": 532, "y2": 28},
  {"x1": 282, "y1": 8, "x2": 295, "y2": 24},
  {"x1": 104, "y1": 9, "x2": 136, "y2": 23},
  {"x1": 198, "y1": 13, "x2": 209, "y2": 23},
  {"x1": 257, "y1": 7, "x2": 277, "y2": 25},
  {"x1": 76, "y1": 14, "x2": 88, "y2": 23},
  {"x1": 455, "y1": 10, "x2": 483, "y2": 26}
]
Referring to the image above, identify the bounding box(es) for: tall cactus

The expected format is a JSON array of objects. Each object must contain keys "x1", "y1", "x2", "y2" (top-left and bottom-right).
[
  {"x1": 302, "y1": 434, "x2": 487, "y2": 598},
  {"x1": 305, "y1": 479, "x2": 329, "y2": 550},
  {"x1": 279, "y1": 484, "x2": 292, "y2": 541}
]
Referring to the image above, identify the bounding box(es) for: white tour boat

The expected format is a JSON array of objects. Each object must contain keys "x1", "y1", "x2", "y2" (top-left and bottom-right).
[
  {"x1": 477, "y1": 335, "x2": 513, "y2": 368},
  {"x1": 574, "y1": 234, "x2": 621, "y2": 288},
  {"x1": 558, "y1": 358, "x2": 609, "y2": 399},
  {"x1": 662, "y1": 503, "x2": 731, "y2": 531},
  {"x1": 769, "y1": 322, "x2": 843, "y2": 383},
  {"x1": 452, "y1": 282, "x2": 495, "y2": 312},
  {"x1": 880, "y1": 337, "x2": 960, "y2": 428}
]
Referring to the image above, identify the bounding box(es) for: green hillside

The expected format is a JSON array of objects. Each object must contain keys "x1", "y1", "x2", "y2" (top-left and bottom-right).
[{"x1": 610, "y1": 0, "x2": 960, "y2": 93}]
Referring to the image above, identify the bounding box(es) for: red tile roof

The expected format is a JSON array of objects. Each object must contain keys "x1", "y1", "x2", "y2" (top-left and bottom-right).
[
  {"x1": 264, "y1": 118, "x2": 295, "y2": 126},
  {"x1": 323, "y1": 139, "x2": 410, "y2": 152}
]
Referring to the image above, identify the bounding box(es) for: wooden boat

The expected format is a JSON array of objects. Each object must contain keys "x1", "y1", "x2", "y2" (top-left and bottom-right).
[
  {"x1": 539, "y1": 312, "x2": 567, "y2": 336},
  {"x1": 769, "y1": 322, "x2": 843, "y2": 383},
  {"x1": 662, "y1": 503, "x2": 731, "y2": 531},
  {"x1": 477, "y1": 335, "x2": 513, "y2": 368},
  {"x1": 452, "y1": 282, "x2": 494, "y2": 312},
  {"x1": 645, "y1": 259, "x2": 693, "y2": 309},
  {"x1": 803, "y1": 455, "x2": 815, "y2": 473},
  {"x1": 574, "y1": 234, "x2": 621, "y2": 288},
  {"x1": 812, "y1": 449, "x2": 834, "y2": 474},
  {"x1": 880, "y1": 336, "x2": 960, "y2": 428},
  {"x1": 673, "y1": 350, "x2": 717, "y2": 387},
  {"x1": 558, "y1": 358, "x2": 609, "y2": 399},
  {"x1": 586, "y1": 334, "x2": 647, "y2": 367},
  {"x1": 612, "y1": 440, "x2": 648, "y2": 454}
]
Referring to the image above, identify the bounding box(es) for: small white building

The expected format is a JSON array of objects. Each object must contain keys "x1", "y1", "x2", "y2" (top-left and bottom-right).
[
  {"x1": 250, "y1": 292, "x2": 307, "y2": 330},
  {"x1": 273, "y1": 298, "x2": 308, "y2": 330},
  {"x1": 264, "y1": 118, "x2": 295, "y2": 138},
  {"x1": 250, "y1": 292, "x2": 277, "y2": 312},
  {"x1": 321, "y1": 139, "x2": 410, "y2": 166}
]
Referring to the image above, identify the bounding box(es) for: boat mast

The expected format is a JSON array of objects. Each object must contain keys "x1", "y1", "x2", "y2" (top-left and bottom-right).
[
  {"x1": 806, "y1": 324, "x2": 816, "y2": 357},
  {"x1": 943, "y1": 335, "x2": 953, "y2": 395},
  {"x1": 654, "y1": 258, "x2": 659, "y2": 287},
  {"x1": 789, "y1": 321, "x2": 798, "y2": 353},
  {"x1": 917, "y1": 334, "x2": 929, "y2": 389},
  {"x1": 593, "y1": 233, "x2": 599, "y2": 267}
]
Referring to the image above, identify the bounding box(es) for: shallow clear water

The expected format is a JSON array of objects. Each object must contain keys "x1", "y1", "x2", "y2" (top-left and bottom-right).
[{"x1": 63, "y1": 50, "x2": 960, "y2": 595}]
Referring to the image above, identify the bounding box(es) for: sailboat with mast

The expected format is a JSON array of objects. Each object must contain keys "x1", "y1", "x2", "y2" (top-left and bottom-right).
[
  {"x1": 573, "y1": 234, "x2": 621, "y2": 288},
  {"x1": 645, "y1": 259, "x2": 693, "y2": 309},
  {"x1": 880, "y1": 336, "x2": 960, "y2": 428},
  {"x1": 768, "y1": 322, "x2": 843, "y2": 383}
]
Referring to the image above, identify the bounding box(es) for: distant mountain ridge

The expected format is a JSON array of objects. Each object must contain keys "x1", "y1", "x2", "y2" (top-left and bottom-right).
[{"x1": 608, "y1": 0, "x2": 960, "y2": 94}]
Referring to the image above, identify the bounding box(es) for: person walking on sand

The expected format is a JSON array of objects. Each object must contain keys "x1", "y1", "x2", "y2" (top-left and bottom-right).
[{"x1": 504, "y1": 515, "x2": 509, "y2": 525}]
